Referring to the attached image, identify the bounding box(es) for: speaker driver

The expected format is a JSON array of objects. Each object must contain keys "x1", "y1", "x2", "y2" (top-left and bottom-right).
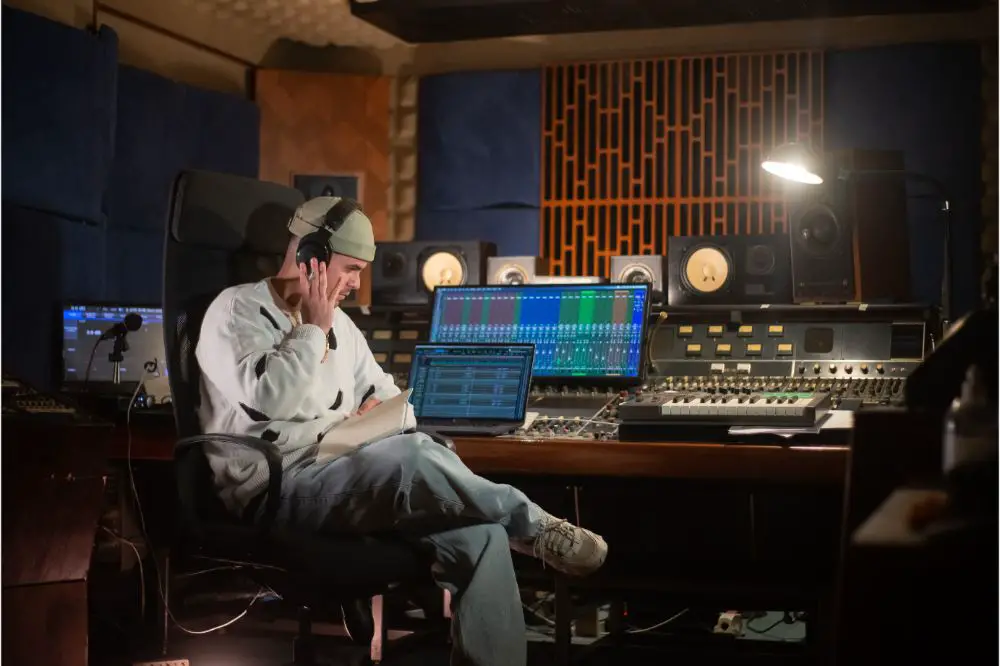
[
  {"x1": 381, "y1": 251, "x2": 407, "y2": 278},
  {"x1": 421, "y1": 251, "x2": 468, "y2": 291},
  {"x1": 746, "y1": 244, "x2": 777, "y2": 276},
  {"x1": 619, "y1": 263, "x2": 655, "y2": 284},
  {"x1": 495, "y1": 264, "x2": 529, "y2": 285},
  {"x1": 795, "y1": 204, "x2": 844, "y2": 256},
  {"x1": 682, "y1": 246, "x2": 731, "y2": 294}
]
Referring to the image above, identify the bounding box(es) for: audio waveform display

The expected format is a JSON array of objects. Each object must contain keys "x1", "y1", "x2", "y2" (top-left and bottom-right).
[{"x1": 429, "y1": 284, "x2": 650, "y2": 381}]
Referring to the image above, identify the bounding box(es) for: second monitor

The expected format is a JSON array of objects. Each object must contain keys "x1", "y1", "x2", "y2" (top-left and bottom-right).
[{"x1": 429, "y1": 283, "x2": 650, "y2": 383}]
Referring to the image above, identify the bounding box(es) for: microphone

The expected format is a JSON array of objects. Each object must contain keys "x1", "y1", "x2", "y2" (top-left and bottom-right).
[{"x1": 100, "y1": 313, "x2": 143, "y2": 340}]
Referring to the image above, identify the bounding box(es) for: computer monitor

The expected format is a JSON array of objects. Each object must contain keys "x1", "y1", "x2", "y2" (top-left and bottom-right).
[
  {"x1": 408, "y1": 343, "x2": 534, "y2": 424},
  {"x1": 429, "y1": 283, "x2": 650, "y2": 384},
  {"x1": 61, "y1": 304, "x2": 166, "y2": 388}
]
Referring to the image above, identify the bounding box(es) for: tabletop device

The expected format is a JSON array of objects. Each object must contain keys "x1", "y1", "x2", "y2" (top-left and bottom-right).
[
  {"x1": 61, "y1": 303, "x2": 167, "y2": 394},
  {"x1": 618, "y1": 390, "x2": 833, "y2": 428},
  {"x1": 407, "y1": 343, "x2": 535, "y2": 437},
  {"x1": 429, "y1": 283, "x2": 651, "y2": 386}
]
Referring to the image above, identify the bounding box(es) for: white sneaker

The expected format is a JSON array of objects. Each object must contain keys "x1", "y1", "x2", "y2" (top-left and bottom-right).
[{"x1": 512, "y1": 515, "x2": 608, "y2": 576}]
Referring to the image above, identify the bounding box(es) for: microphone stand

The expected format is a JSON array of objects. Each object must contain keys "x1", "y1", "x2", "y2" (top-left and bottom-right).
[{"x1": 108, "y1": 331, "x2": 130, "y2": 386}]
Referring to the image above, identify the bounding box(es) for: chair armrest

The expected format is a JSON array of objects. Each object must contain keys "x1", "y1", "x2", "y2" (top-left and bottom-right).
[{"x1": 176, "y1": 433, "x2": 283, "y2": 531}]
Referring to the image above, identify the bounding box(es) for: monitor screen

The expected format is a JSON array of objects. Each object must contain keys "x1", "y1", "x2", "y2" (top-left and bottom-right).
[
  {"x1": 429, "y1": 283, "x2": 650, "y2": 382},
  {"x1": 408, "y1": 343, "x2": 534, "y2": 422},
  {"x1": 62, "y1": 304, "x2": 166, "y2": 386}
]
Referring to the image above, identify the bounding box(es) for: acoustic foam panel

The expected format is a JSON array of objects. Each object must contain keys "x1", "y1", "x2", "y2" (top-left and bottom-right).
[
  {"x1": 418, "y1": 69, "x2": 541, "y2": 211},
  {"x1": 1, "y1": 8, "x2": 118, "y2": 224}
]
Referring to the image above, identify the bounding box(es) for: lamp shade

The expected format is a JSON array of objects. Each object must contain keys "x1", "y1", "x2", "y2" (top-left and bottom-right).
[{"x1": 761, "y1": 142, "x2": 824, "y2": 185}]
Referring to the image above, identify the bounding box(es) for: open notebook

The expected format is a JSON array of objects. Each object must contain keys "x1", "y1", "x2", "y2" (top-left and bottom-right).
[{"x1": 316, "y1": 389, "x2": 416, "y2": 461}]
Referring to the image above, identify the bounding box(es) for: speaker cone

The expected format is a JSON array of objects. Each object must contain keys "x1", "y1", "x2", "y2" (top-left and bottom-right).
[
  {"x1": 382, "y1": 252, "x2": 407, "y2": 278},
  {"x1": 619, "y1": 263, "x2": 654, "y2": 284},
  {"x1": 746, "y1": 244, "x2": 776, "y2": 276},
  {"x1": 682, "y1": 246, "x2": 731, "y2": 294},
  {"x1": 495, "y1": 263, "x2": 529, "y2": 285},
  {"x1": 795, "y1": 204, "x2": 843, "y2": 256},
  {"x1": 421, "y1": 251, "x2": 467, "y2": 291}
]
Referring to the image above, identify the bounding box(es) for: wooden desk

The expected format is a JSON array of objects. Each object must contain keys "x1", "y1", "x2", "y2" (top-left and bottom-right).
[{"x1": 113, "y1": 417, "x2": 847, "y2": 484}]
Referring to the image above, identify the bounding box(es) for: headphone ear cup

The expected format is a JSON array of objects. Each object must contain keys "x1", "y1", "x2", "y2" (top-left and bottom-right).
[{"x1": 296, "y1": 231, "x2": 331, "y2": 273}]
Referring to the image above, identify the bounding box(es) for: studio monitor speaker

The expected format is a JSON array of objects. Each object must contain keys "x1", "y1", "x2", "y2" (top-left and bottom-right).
[
  {"x1": 611, "y1": 255, "x2": 668, "y2": 294},
  {"x1": 787, "y1": 149, "x2": 910, "y2": 303},
  {"x1": 487, "y1": 256, "x2": 550, "y2": 285},
  {"x1": 372, "y1": 241, "x2": 496, "y2": 307},
  {"x1": 667, "y1": 234, "x2": 792, "y2": 306}
]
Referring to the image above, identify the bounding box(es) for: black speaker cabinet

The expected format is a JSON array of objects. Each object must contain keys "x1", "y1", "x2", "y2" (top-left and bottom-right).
[
  {"x1": 667, "y1": 234, "x2": 792, "y2": 306},
  {"x1": 786, "y1": 149, "x2": 911, "y2": 304},
  {"x1": 372, "y1": 241, "x2": 497, "y2": 307}
]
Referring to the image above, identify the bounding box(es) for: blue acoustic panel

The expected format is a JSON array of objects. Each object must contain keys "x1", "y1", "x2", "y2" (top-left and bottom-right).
[
  {"x1": 1, "y1": 8, "x2": 118, "y2": 224},
  {"x1": 415, "y1": 208, "x2": 541, "y2": 257},
  {"x1": 104, "y1": 66, "x2": 260, "y2": 232},
  {"x1": 1, "y1": 204, "x2": 106, "y2": 389},
  {"x1": 104, "y1": 228, "x2": 164, "y2": 305},
  {"x1": 826, "y1": 43, "x2": 982, "y2": 316},
  {"x1": 418, "y1": 69, "x2": 541, "y2": 210}
]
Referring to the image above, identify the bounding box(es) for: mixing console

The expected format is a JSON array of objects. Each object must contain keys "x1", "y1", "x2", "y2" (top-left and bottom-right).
[
  {"x1": 516, "y1": 388, "x2": 625, "y2": 441},
  {"x1": 2, "y1": 376, "x2": 80, "y2": 419},
  {"x1": 618, "y1": 389, "x2": 832, "y2": 428}
]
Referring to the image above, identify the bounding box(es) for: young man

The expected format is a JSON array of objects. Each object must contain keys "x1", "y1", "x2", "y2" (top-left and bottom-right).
[{"x1": 195, "y1": 197, "x2": 608, "y2": 666}]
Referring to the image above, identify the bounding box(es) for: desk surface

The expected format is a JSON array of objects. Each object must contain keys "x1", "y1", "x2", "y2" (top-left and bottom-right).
[{"x1": 113, "y1": 418, "x2": 847, "y2": 484}]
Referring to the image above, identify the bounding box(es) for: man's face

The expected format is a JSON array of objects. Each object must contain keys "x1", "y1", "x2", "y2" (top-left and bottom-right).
[{"x1": 326, "y1": 253, "x2": 368, "y2": 304}]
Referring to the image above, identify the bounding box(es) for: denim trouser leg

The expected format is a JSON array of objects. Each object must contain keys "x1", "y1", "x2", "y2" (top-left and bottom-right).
[{"x1": 272, "y1": 432, "x2": 543, "y2": 666}]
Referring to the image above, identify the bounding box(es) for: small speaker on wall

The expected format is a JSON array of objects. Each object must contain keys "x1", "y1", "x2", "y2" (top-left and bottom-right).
[
  {"x1": 372, "y1": 241, "x2": 497, "y2": 307},
  {"x1": 667, "y1": 234, "x2": 792, "y2": 306},
  {"x1": 292, "y1": 174, "x2": 360, "y2": 201}
]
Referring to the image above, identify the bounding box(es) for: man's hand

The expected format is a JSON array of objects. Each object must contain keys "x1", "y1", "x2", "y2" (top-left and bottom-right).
[
  {"x1": 356, "y1": 397, "x2": 381, "y2": 416},
  {"x1": 298, "y1": 259, "x2": 335, "y2": 333}
]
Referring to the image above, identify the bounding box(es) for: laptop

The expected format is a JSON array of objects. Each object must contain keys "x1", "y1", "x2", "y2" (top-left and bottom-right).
[{"x1": 408, "y1": 343, "x2": 535, "y2": 437}]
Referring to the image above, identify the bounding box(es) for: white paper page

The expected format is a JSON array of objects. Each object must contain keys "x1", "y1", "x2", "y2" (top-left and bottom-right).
[{"x1": 317, "y1": 389, "x2": 415, "y2": 460}]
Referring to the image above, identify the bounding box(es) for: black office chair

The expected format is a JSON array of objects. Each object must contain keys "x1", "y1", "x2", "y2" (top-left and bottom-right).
[{"x1": 161, "y1": 170, "x2": 446, "y2": 664}]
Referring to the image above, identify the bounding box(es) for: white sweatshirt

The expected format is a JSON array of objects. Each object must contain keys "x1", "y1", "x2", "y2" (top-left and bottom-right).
[{"x1": 195, "y1": 279, "x2": 400, "y2": 512}]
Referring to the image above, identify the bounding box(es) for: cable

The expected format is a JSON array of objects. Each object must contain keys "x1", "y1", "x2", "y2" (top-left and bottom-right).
[
  {"x1": 101, "y1": 525, "x2": 146, "y2": 618},
  {"x1": 82, "y1": 336, "x2": 104, "y2": 386},
  {"x1": 125, "y1": 370, "x2": 265, "y2": 637},
  {"x1": 646, "y1": 311, "x2": 668, "y2": 376},
  {"x1": 626, "y1": 607, "x2": 689, "y2": 634}
]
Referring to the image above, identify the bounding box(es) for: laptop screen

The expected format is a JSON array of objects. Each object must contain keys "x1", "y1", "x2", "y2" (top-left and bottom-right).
[{"x1": 408, "y1": 343, "x2": 535, "y2": 423}]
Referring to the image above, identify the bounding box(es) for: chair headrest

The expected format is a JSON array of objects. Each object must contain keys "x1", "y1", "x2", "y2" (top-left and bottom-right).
[{"x1": 169, "y1": 171, "x2": 304, "y2": 255}]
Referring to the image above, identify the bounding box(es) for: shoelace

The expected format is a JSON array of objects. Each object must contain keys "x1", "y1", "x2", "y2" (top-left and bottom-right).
[{"x1": 533, "y1": 519, "x2": 580, "y2": 565}]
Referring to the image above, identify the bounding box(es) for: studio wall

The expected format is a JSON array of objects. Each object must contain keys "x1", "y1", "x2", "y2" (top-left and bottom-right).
[
  {"x1": 415, "y1": 41, "x2": 984, "y2": 314},
  {"x1": 1, "y1": 8, "x2": 260, "y2": 389},
  {"x1": 256, "y1": 69, "x2": 392, "y2": 305}
]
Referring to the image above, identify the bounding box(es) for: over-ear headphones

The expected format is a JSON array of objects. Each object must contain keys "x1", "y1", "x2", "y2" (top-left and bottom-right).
[{"x1": 295, "y1": 198, "x2": 362, "y2": 274}]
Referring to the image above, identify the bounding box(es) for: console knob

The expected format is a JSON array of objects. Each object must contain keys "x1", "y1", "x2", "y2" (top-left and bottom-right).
[
  {"x1": 876, "y1": 363, "x2": 885, "y2": 374},
  {"x1": 829, "y1": 364, "x2": 837, "y2": 374},
  {"x1": 860, "y1": 364, "x2": 869, "y2": 374},
  {"x1": 844, "y1": 365, "x2": 853, "y2": 374},
  {"x1": 798, "y1": 365, "x2": 805, "y2": 374},
  {"x1": 813, "y1": 363, "x2": 821, "y2": 374}
]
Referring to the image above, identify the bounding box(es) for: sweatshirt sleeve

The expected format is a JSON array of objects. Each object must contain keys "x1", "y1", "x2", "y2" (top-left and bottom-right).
[
  {"x1": 348, "y1": 317, "x2": 401, "y2": 408},
  {"x1": 199, "y1": 292, "x2": 328, "y2": 421}
]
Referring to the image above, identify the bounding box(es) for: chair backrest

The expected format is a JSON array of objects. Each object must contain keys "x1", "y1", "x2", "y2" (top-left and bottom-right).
[{"x1": 162, "y1": 170, "x2": 303, "y2": 530}]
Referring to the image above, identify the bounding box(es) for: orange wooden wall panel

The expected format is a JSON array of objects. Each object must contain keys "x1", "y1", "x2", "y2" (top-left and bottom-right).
[
  {"x1": 541, "y1": 52, "x2": 824, "y2": 277},
  {"x1": 256, "y1": 69, "x2": 391, "y2": 304}
]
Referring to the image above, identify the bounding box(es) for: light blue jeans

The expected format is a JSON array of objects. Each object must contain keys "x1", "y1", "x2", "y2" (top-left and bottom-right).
[{"x1": 272, "y1": 432, "x2": 546, "y2": 666}]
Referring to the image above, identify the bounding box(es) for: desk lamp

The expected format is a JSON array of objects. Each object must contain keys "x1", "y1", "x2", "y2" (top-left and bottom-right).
[{"x1": 761, "y1": 142, "x2": 954, "y2": 327}]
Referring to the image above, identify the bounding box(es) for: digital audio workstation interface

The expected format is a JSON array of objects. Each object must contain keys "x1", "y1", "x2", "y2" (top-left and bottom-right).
[
  {"x1": 408, "y1": 344, "x2": 535, "y2": 421},
  {"x1": 429, "y1": 284, "x2": 650, "y2": 380},
  {"x1": 62, "y1": 304, "x2": 166, "y2": 385}
]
